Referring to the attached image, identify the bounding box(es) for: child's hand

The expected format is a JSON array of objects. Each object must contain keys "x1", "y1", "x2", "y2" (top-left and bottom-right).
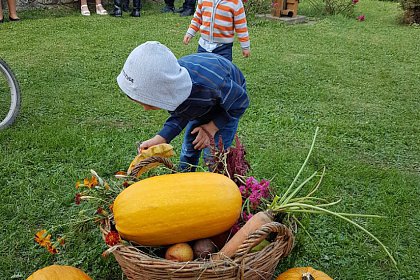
[
  {"x1": 183, "y1": 34, "x2": 192, "y2": 45},
  {"x1": 191, "y1": 127, "x2": 212, "y2": 150},
  {"x1": 138, "y1": 135, "x2": 167, "y2": 153},
  {"x1": 242, "y1": 49, "x2": 250, "y2": 58},
  {"x1": 191, "y1": 121, "x2": 219, "y2": 150}
]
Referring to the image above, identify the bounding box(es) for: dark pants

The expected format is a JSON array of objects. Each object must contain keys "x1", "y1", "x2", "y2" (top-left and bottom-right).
[
  {"x1": 198, "y1": 43, "x2": 233, "y2": 61},
  {"x1": 165, "y1": 0, "x2": 196, "y2": 8}
]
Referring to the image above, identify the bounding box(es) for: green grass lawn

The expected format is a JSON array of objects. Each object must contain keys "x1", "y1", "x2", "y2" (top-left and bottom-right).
[{"x1": 0, "y1": 0, "x2": 419, "y2": 279}]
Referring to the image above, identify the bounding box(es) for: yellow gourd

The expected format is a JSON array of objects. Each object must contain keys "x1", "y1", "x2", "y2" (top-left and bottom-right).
[
  {"x1": 26, "y1": 265, "x2": 92, "y2": 280},
  {"x1": 276, "y1": 267, "x2": 333, "y2": 280},
  {"x1": 113, "y1": 172, "x2": 242, "y2": 246},
  {"x1": 127, "y1": 144, "x2": 174, "y2": 177}
]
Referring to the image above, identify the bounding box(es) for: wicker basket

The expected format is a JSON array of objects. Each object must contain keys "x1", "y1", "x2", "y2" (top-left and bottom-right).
[
  {"x1": 103, "y1": 157, "x2": 294, "y2": 279},
  {"x1": 101, "y1": 219, "x2": 294, "y2": 280}
]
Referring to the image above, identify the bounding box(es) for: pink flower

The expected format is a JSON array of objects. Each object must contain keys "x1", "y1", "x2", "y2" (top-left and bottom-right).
[
  {"x1": 246, "y1": 176, "x2": 258, "y2": 187},
  {"x1": 239, "y1": 185, "x2": 248, "y2": 196},
  {"x1": 357, "y1": 14, "x2": 365, "y2": 21},
  {"x1": 242, "y1": 212, "x2": 253, "y2": 222},
  {"x1": 249, "y1": 192, "x2": 261, "y2": 203}
]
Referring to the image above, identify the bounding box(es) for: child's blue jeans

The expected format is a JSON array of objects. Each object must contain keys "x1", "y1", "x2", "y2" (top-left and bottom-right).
[
  {"x1": 179, "y1": 119, "x2": 239, "y2": 171},
  {"x1": 197, "y1": 43, "x2": 233, "y2": 61}
]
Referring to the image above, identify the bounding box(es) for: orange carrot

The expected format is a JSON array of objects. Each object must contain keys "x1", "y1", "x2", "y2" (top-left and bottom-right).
[{"x1": 215, "y1": 211, "x2": 273, "y2": 260}]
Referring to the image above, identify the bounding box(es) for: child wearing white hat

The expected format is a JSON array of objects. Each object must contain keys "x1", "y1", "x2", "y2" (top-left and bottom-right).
[{"x1": 117, "y1": 41, "x2": 249, "y2": 171}]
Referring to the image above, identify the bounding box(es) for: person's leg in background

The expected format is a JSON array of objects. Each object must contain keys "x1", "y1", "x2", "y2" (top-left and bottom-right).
[
  {"x1": 122, "y1": 0, "x2": 129, "y2": 12},
  {"x1": 95, "y1": 0, "x2": 108, "y2": 15},
  {"x1": 178, "y1": 0, "x2": 195, "y2": 16},
  {"x1": 162, "y1": 0, "x2": 175, "y2": 12},
  {"x1": 7, "y1": 0, "x2": 20, "y2": 20},
  {"x1": 131, "y1": 0, "x2": 141, "y2": 17},
  {"x1": 111, "y1": 0, "x2": 123, "y2": 16},
  {"x1": 80, "y1": 0, "x2": 91, "y2": 16},
  {"x1": 0, "y1": 1, "x2": 4, "y2": 23}
]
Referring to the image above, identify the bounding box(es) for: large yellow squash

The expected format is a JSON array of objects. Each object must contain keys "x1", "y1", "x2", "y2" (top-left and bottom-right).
[
  {"x1": 113, "y1": 172, "x2": 242, "y2": 246},
  {"x1": 26, "y1": 265, "x2": 92, "y2": 280}
]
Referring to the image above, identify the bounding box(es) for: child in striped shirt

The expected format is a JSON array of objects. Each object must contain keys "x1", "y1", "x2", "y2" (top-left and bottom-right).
[
  {"x1": 183, "y1": 0, "x2": 250, "y2": 61},
  {"x1": 117, "y1": 41, "x2": 249, "y2": 171}
]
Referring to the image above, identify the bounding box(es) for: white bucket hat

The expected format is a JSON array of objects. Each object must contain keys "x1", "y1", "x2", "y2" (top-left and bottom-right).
[{"x1": 117, "y1": 41, "x2": 192, "y2": 111}]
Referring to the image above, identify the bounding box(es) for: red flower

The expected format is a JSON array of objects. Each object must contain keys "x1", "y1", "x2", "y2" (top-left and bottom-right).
[
  {"x1": 75, "y1": 193, "x2": 81, "y2": 205},
  {"x1": 46, "y1": 244, "x2": 59, "y2": 254},
  {"x1": 357, "y1": 14, "x2": 365, "y2": 21},
  {"x1": 105, "y1": 231, "x2": 120, "y2": 246},
  {"x1": 96, "y1": 207, "x2": 108, "y2": 216},
  {"x1": 352, "y1": 0, "x2": 358, "y2": 4}
]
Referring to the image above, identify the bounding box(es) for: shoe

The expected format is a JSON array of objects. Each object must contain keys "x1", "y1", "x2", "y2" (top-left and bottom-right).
[
  {"x1": 175, "y1": 6, "x2": 185, "y2": 13},
  {"x1": 0, "y1": 18, "x2": 3, "y2": 23},
  {"x1": 9, "y1": 16, "x2": 21, "y2": 21},
  {"x1": 111, "y1": 0, "x2": 123, "y2": 16},
  {"x1": 96, "y1": 4, "x2": 108, "y2": 15},
  {"x1": 161, "y1": 5, "x2": 174, "y2": 13},
  {"x1": 180, "y1": 8, "x2": 194, "y2": 17},
  {"x1": 130, "y1": 9, "x2": 141, "y2": 17},
  {"x1": 111, "y1": 8, "x2": 122, "y2": 16},
  {"x1": 130, "y1": 0, "x2": 141, "y2": 17},
  {"x1": 81, "y1": 5, "x2": 91, "y2": 16}
]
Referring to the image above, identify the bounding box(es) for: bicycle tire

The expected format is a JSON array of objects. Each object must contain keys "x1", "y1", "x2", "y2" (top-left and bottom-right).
[{"x1": 0, "y1": 58, "x2": 21, "y2": 130}]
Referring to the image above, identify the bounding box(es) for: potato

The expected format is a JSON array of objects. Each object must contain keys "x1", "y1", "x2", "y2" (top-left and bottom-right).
[{"x1": 192, "y1": 238, "x2": 217, "y2": 260}]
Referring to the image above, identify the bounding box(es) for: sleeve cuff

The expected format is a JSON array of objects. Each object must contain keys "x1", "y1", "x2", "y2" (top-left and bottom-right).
[
  {"x1": 187, "y1": 28, "x2": 196, "y2": 37},
  {"x1": 213, "y1": 112, "x2": 231, "y2": 130},
  {"x1": 158, "y1": 126, "x2": 178, "y2": 143},
  {"x1": 240, "y1": 41, "x2": 250, "y2": 49}
]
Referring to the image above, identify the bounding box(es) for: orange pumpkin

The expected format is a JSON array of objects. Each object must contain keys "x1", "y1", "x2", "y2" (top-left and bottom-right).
[
  {"x1": 276, "y1": 267, "x2": 333, "y2": 280},
  {"x1": 26, "y1": 265, "x2": 92, "y2": 280}
]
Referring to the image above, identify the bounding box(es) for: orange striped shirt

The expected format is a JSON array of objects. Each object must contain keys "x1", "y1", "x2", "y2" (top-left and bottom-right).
[{"x1": 186, "y1": 0, "x2": 250, "y2": 49}]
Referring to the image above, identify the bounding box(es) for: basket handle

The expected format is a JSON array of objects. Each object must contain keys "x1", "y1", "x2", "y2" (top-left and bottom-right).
[
  {"x1": 128, "y1": 156, "x2": 176, "y2": 176},
  {"x1": 231, "y1": 222, "x2": 294, "y2": 262}
]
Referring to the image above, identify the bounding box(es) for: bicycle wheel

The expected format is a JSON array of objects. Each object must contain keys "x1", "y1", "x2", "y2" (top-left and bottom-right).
[{"x1": 0, "y1": 58, "x2": 21, "y2": 130}]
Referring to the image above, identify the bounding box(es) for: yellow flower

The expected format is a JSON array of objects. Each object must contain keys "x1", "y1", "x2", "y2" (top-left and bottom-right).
[
  {"x1": 83, "y1": 176, "x2": 99, "y2": 189},
  {"x1": 35, "y1": 230, "x2": 52, "y2": 247}
]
